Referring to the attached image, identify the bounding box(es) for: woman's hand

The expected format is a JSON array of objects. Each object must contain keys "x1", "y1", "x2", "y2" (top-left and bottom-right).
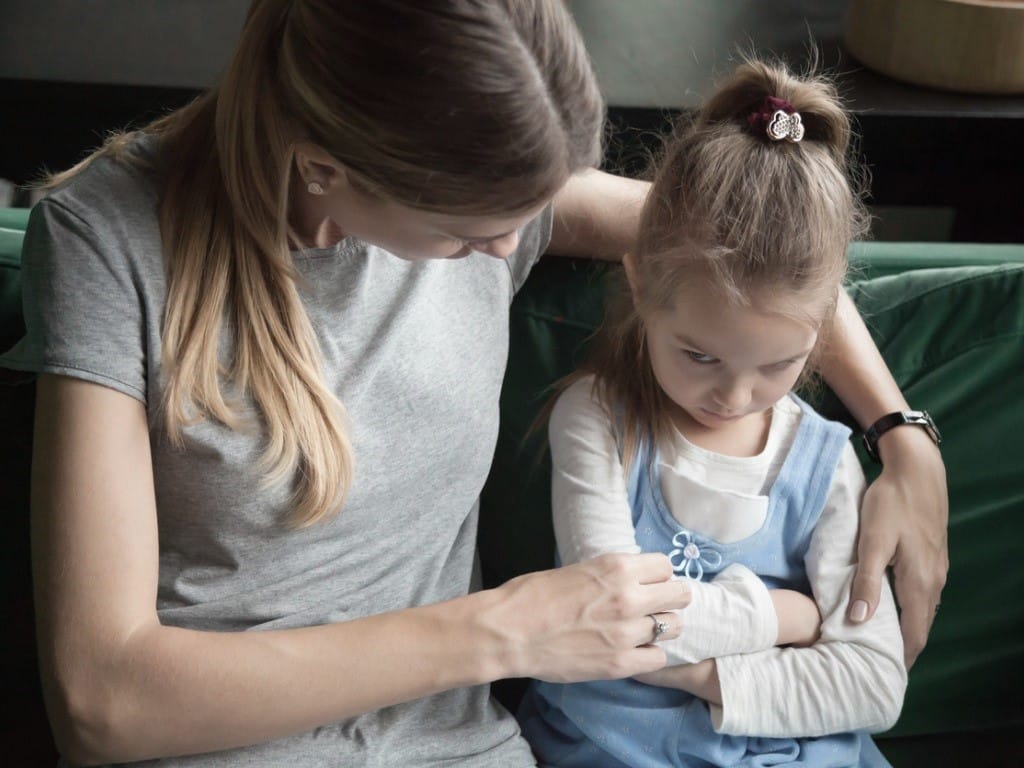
[
  {"x1": 484, "y1": 553, "x2": 690, "y2": 682},
  {"x1": 849, "y1": 427, "x2": 948, "y2": 668}
]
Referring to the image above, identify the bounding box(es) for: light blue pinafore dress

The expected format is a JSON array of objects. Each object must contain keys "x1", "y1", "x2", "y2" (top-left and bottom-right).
[{"x1": 519, "y1": 399, "x2": 891, "y2": 768}]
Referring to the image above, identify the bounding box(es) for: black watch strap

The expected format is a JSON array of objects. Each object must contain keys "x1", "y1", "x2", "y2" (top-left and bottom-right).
[{"x1": 861, "y1": 410, "x2": 942, "y2": 463}]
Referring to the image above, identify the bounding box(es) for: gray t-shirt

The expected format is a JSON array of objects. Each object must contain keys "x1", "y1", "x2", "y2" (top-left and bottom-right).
[{"x1": 2, "y1": 137, "x2": 547, "y2": 767}]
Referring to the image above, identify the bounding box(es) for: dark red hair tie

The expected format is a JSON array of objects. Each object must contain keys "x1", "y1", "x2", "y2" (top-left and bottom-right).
[{"x1": 747, "y1": 96, "x2": 805, "y2": 143}]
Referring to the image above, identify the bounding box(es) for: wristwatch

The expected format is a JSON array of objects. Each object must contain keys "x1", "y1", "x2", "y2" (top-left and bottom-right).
[{"x1": 862, "y1": 410, "x2": 942, "y2": 462}]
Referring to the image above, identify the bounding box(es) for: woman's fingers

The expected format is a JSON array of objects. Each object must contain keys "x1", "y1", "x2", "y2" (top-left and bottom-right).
[
  {"x1": 629, "y1": 551, "x2": 677, "y2": 583},
  {"x1": 641, "y1": 576, "x2": 692, "y2": 615},
  {"x1": 637, "y1": 611, "x2": 682, "y2": 647},
  {"x1": 587, "y1": 552, "x2": 691, "y2": 614},
  {"x1": 492, "y1": 553, "x2": 693, "y2": 682}
]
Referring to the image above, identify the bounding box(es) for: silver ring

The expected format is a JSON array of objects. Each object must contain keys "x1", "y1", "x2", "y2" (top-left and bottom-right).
[{"x1": 648, "y1": 613, "x2": 669, "y2": 643}]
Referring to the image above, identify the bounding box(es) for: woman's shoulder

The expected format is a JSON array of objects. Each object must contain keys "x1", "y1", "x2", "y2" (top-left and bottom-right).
[
  {"x1": 41, "y1": 132, "x2": 163, "y2": 245},
  {"x1": 23, "y1": 133, "x2": 169, "y2": 296}
]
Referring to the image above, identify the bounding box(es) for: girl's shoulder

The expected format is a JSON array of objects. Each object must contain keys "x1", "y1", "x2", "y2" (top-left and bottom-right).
[
  {"x1": 549, "y1": 374, "x2": 617, "y2": 439},
  {"x1": 552, "y1": 374, "x2": 605, "y2": 420}
]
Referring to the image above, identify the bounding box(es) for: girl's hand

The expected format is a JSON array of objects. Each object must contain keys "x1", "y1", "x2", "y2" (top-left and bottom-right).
[
  {"x1": 485, "y1": 553, "x2": 690, "y2": 682},
  {"x1": 848, "y1": 427, "x2": 948, "y2": 668},
  {"x1": 770, "y1": 589, "x2": 821, "y2": 647},
  {"x1": 633, "y1": 659, "x2": 721, "y2": 704}
]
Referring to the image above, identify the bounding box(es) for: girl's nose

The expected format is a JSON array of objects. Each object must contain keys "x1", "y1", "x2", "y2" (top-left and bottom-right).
[{"x1": 713, "y1": 380, "x2": 752, "y2": 412}]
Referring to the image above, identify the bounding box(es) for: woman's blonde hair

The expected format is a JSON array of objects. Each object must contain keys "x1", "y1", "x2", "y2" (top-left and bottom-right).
[
  {"x1": 47, "y1": 0, "x2": 604, "y2": 526},
  {"x1": 585, "y1": 57, "x2": 869, "y2": 468}
]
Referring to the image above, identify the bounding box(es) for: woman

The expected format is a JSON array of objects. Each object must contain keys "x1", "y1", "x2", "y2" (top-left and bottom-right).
[{"x1": 1, "y1": 1, "x2": 945, "y2": 765}]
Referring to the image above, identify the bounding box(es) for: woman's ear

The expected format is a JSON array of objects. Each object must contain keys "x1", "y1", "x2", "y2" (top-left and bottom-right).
[{"x1": 293, "y1": 141, "x2": 345, "y2": 194}]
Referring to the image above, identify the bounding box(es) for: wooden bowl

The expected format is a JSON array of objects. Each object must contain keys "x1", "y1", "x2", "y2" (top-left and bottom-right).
[{"x1": 845, "y1": 0, "x2": 1024, "y2": 94}]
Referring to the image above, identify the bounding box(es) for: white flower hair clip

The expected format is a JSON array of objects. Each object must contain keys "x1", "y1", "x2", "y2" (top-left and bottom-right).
[{"x1": 748, "y1": 96, "x2": 805, "y2": 143}]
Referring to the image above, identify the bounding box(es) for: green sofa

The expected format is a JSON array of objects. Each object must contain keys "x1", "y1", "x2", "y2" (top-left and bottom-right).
[{"x1": 2, "y1": 207, "x2": 1023, "y2": 765}]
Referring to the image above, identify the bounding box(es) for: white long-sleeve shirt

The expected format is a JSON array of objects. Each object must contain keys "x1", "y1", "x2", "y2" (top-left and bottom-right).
[{"x1": 550, "y1": 376, "x2": 907, "y2": 737}]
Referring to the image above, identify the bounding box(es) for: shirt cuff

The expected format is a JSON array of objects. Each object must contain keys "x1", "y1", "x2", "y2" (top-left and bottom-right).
[{"x1": 660, "y1": 564, "x2": 778, "y2": 665}]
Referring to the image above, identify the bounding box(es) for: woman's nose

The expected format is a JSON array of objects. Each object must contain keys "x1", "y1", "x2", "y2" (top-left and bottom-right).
[{"x1": 472, "y1": 230, "x2": 519, "y2": 260}]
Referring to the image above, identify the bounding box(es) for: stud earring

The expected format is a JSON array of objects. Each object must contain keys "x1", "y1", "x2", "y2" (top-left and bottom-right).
[{"x1": 307, "y1": 182, "x2": 324, "y2": 195}]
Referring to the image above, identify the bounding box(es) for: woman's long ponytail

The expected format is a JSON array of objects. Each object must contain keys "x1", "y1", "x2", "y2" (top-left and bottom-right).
[{"x1": 160, "y1": 0, "x2": 353, "y2": 527}]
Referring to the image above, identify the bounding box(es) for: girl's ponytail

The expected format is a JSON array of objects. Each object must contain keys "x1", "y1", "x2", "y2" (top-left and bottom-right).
[{"x1": 697, "y1": 57, "x2": 853, "y2": 167}]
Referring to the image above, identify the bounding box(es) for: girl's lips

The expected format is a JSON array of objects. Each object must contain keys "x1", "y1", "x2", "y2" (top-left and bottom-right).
[{"x1": 701, "y1": 408, "x2": 741, "y2": 421}]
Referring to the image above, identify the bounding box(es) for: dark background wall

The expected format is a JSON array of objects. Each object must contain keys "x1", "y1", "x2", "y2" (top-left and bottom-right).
[{"x1": 2, "y1": 0, "x2": 1020, "y2": 241}]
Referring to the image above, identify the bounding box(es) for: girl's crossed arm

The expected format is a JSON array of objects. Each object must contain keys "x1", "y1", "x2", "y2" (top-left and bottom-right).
[
  {"x1": 550, "y1": 378, "x2": 824, "y2": 662},
  {"x1": 550, "y1": 379, "x2": 906, "y2": 737},
  {"x1": 639, "y1": 445, "x2": 908, "y2": 738}
]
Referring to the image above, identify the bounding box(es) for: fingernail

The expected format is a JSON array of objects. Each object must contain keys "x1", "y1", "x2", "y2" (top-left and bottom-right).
[{"x1": 850, "y1": 600, "x2": 869, "y2": 622}]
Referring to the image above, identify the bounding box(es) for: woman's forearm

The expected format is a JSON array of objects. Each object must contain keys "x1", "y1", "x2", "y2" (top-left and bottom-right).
[
  {"x1": 819, "y1": 291, "x2": 948, "y2": 665},
  {"x1": 821, "y1": 291, "x2": 909, "y2": 429},
  {"x1": 548, "y1": 170, "x2": 649, "y2": 260},
  {"x1": 51, "y1": 558, "x2": 690, "y2": 766},
  {"x1": 51, "y1": 592, "x2": 508, "y2": 764}
]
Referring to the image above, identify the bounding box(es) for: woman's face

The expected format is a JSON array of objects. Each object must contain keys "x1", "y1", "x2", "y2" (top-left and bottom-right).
[
  {"x1": 336, "y1": 193, "x2": 547, "y2": 261},
  {"x1": 291, "y1": 147, "x2": 549, "y2": 260}
]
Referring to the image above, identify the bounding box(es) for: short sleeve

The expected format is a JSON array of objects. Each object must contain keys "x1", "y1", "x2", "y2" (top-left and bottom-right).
[
  {"x1": 505, "y1": 203, "x2": 554, "y2": 294},
  {"x1": 0, "y1": 199, "x2": 149, "y2": 402}
]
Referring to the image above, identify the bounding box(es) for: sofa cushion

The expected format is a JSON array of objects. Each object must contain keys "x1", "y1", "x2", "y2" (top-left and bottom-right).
[{"x1": 0, "y1": 224, "x2": 27, "y2": 354}]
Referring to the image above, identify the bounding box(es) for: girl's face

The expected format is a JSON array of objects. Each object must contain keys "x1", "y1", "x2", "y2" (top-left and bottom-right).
[{"x1": 642, "y1": 280, "x2": 823, "y2": 433}]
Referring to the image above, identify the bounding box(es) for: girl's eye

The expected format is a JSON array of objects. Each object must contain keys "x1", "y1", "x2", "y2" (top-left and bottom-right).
[
  {"x1": 769, "y1": 359, "x2": 799, "y2": 372},
  {"x1": 685, "y1": 350, "x2": 718, "y2": 364}
]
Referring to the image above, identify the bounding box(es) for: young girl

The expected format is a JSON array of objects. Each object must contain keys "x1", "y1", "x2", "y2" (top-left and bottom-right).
[{"x1": 519, "y1": 60, "x2": 907, "y2": 767}]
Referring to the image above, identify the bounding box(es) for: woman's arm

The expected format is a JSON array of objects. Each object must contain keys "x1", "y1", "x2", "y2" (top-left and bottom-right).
[
  {"x1": 547, "y1": 168, "x2": 648, "y2": 260},
  {"x1": 823, "y1": 293, "x2": 948, "y2": 667},
  {"x1": 33, "y1": 375, "x2": 689, "y2": 765}
]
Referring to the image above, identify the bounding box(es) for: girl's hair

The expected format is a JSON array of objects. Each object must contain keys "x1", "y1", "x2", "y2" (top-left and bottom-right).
[
  {"x1": 47, "y1": 0, "x2": 605, "y2": 527},
  {"x1": 585, "y1": 57, "x2": 869, "y2": 468}
]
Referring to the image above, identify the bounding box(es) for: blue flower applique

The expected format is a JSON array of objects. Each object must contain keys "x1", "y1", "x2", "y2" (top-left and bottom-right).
[{"x1": 668, "y1": 529, "x2": 722, "y2": 581}]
